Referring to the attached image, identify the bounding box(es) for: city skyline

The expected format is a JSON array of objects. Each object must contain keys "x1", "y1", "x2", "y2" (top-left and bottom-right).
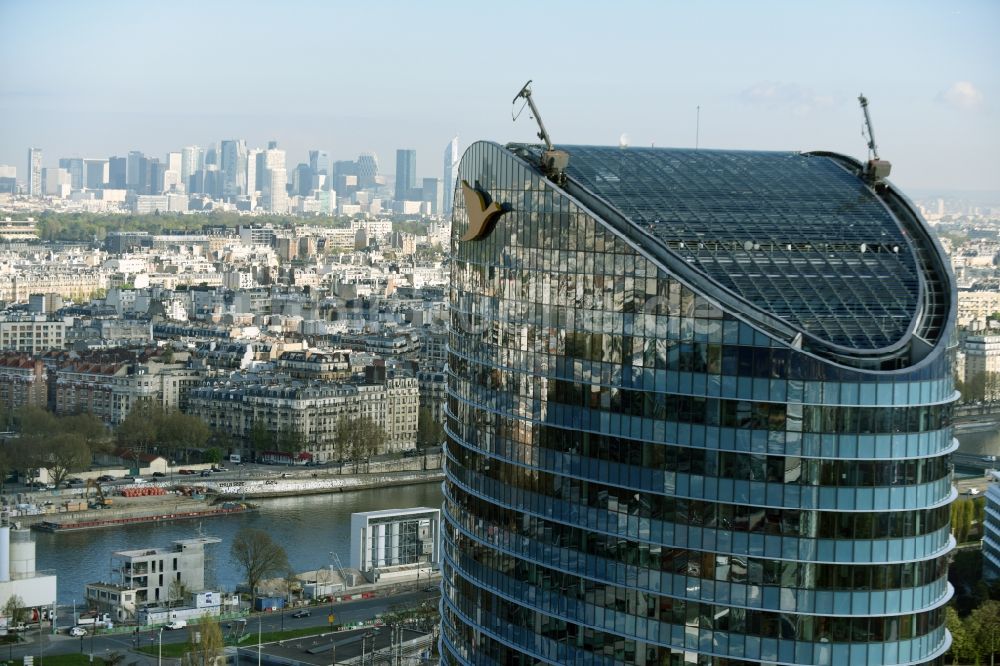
[{"x1": 1, "y1": 0, "x2": 998, "y2": 192}]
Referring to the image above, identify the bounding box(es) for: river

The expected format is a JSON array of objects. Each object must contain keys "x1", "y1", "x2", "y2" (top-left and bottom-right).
[{"x1": 37, "y1": 481, "x2": 444, "y2": 606}]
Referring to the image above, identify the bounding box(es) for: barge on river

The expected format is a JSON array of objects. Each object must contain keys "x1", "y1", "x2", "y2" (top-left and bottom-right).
[{"x1": 31, "y1": 502, "x2": 256, "y2": 532}]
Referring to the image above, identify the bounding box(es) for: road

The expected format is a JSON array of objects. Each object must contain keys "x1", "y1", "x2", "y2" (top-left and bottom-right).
[{"x1": 7, "y1": 588, "x2": 440, "y2": 665}]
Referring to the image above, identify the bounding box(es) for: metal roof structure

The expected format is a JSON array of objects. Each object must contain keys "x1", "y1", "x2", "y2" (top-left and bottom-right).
[{"x1": 554, "y1": 145, "x2": 922, "y2": 351}]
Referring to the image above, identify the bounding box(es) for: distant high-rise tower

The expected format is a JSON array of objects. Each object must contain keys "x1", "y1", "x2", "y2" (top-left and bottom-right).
[
  {"x1": 293, "y1": 163, "x2": 312, "y2": 197},
  {"x1": 422, "y1": 177, "x2": 442, "y2": 215},
  {"x1": 246, "y1": 149, "x2": 261, "y2": 197},
  {"x1": 442, "y1": 136, "x2": 459, "y2": 214},
  {"x1": 309, "y1": 150, "x2": 330, "y2": 183},
  {"x1": 357, "y1": 153, "x2": 379, "y2": 190},
  {"x1": 262, "y1": 147, "x2": 287, "y2": 213},
  {"x1": 84, "y1": 159, "x2": 109, "y2": 189},
  {"x1": 58, "y1": 158, "x2": 84, "y2": 191},
  {"x1": 127, "y1": 151, "x2": 145, "y2": 192},
  {"x1": 395, "y1": 149, "x2": 416, "y2": 201},
  {"x1": 221, "y1": 139, "x2": 248, "y2": 199},
  {"x1": 27, "y1": 148, "x2": 42, "y2": 197},
  {"x1": 181, "y1": 146, "x2": 202, "y2": 190},
  {"x1": 108, "y1": 157, "x2": 127, "y2": 189},
  {"x1": 148, "y1": 160, "x2": 166, "y2": 195}
]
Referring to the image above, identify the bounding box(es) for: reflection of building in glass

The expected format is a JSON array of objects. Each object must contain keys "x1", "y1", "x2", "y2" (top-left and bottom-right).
[
  {"x1": 443, "y1": 142, "x2": 957, "y2": 665},
  {"x1": 350, "y1": 508, "x2": 440, "y2": 581}
]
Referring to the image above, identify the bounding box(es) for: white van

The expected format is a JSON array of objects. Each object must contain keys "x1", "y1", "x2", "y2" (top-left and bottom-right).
[{"x1": 165, "y1": 620, "x2": 187, "y2": 630}]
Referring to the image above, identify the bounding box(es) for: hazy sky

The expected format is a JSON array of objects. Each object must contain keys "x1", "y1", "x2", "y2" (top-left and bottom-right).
[{"x1": 1, "y1": 0, "x2": 997, "y2": 192}]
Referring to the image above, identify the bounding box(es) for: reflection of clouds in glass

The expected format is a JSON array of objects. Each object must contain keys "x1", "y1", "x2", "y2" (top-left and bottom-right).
[
  {"x1": 739, "y1": 82, "x2": 834, "y2": 116},
  {"x1": 937, "y1": 81, "x2": 984, "y2": 110}
]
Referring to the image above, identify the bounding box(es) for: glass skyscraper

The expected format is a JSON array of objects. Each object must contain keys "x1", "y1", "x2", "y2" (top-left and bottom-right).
[{"x1": 443, "y1": 142, "x2": 956, "y2": 665}]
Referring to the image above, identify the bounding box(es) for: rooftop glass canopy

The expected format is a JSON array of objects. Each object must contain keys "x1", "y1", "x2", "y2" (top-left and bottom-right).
[{"x1": 553, "y1": 145, "x2": 921, "y2": 351}]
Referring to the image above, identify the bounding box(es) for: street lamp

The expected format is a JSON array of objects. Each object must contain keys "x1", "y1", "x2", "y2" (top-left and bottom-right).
[{"x1": 158, "y1": 627, "x2": 163, "y2": 666}]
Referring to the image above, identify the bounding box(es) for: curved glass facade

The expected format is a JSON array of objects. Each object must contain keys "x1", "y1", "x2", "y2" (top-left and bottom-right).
[{"x1": 443, "y1": 141, "x2": 956, "y2": 666}]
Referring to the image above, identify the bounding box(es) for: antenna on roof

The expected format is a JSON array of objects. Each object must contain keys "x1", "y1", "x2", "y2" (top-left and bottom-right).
[
  {"x1": 513, "y1": 80, "x2": 569, "y2": 184},
  {"x1": 857, "y1": 94, "x2": 892, "y2": 186},
  {"x1": 695, "y1": 105, "x2": 700, "y2": 150}
]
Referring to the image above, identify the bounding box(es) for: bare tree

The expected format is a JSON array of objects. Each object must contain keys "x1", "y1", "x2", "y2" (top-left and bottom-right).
[
  {"x1": 230, "y1": 528, "x2": 290, "y2": 606},
  {"x1": 3, "y1": 594, "x2": 25, "y2": 625},
  {"x1": 36, "y1": 432, "x2": 91, "y2": 487},
  {"x1": 168, "y1": 579, "x2": 189, "y2": 608}
]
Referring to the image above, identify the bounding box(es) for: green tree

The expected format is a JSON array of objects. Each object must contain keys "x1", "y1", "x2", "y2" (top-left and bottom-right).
[
  {"x1": 969, "y1": 600, "x2": 1000, "y2": 666},
  {"x1": 230, "y1": 528, "x2": 289, "y2": 606},
  {"x1": 276, "y1": 428, "x2": 305, "y2": 455},
  {"x1": 186, "y1": 615, "x2": 224, "y2": 666},
  {"x1": 202, "y1": 448, "x2": 222, "y2": 465},
  {"x1": 337, "y1": 416, "x2": 386, "y2": 472},
  {"x1": 13, "y1": 406, "x2": 58, "y2": 436},
  {"x1": 62, "y1": 412, "x2": 110, "y2": 452},
  {"x1": 157, "y1": 410, "x2": 212, "y2": 462},
  {"x1": 953, "y1": 498, "x2": 974, "y2": 543},
  {"x1": 117, "y1": 400, "x2": 161, "y2": 451},
  {"x1": 249, "y1": 420, "x2": 273, "y2": 461},
  {"x1": 946, "y1": 605, "x2": 973, "y2": 665},
  {"x1": 416, "y1": 407, "x2": 444, "y2": 448}
]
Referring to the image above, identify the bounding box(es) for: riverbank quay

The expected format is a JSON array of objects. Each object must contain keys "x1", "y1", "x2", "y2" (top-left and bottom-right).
[
  {"x1": 204, "y1": 469, "x2": 444, "y2": 499},
  {"x1": 3, "y1": 455, "x2": 443, "y2": 531}
]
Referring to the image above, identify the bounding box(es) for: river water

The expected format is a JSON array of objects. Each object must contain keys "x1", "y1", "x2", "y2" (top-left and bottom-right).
[
  {"x1": 36, "y1": 428, "x2": 1000, "y2": 607},
  {"x1": 38, "y1": 482, "x2": 444, "y2": 606},
  {"x1": 955, "y1": 425, "x2": 1000, "y2": 457}
]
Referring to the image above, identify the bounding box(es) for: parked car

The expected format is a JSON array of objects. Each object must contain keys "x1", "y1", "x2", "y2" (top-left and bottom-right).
[
  {"x1": 69, "y1": 626, "x2": 87, "y2": 637},
  {"x1": 200, "y1": 470, "x2": 212, "y2": 477},
  {"x1": 152, "y1": 472, "x2": 166, "y2": 478},
  {"x1": 212, "y1": 466, "x2": 228, "y2": 472},
  {"x1": 164, "y1": 620, "x2": 187, "y2": 630},
  {"x1": 178, "y1": 469, "x2": 195, "y2": 475},
  {"x1": 97, "y1": 475, "x2": 115, "y2": 482},
  {"x1": 291, "y1": 610, "x2": 311, "y2": 619},
  {"x1": 66, "y1": 477, "x2": 85, "y2": 485}
]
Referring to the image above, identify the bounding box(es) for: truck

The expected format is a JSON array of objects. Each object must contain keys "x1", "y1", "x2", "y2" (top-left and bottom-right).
[{"x1": 229, "y1": 454, "x2": 242, "y2": 464}]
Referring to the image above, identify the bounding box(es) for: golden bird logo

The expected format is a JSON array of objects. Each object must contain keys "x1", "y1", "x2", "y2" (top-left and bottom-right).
[{"x1": 461, "y1": 180, "x2": 508, "y2": 241}]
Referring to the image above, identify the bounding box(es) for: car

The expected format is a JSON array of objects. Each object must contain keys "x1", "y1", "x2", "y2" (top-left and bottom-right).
[
  {"x1": 291, "y1": 610, "x2": 311, "y2": 618},
  {"x1": 69, "y1": 626, "x2": 87, "y2": 637},
  {"x1": 152, "y1": 472, "x2": 166, "y2": 478},
  {"x1": 212, "y1": 466, "x2": 228, "y2": 472},
  {"x1": 967, "y1": 487, "x2": 981, "y2": 495},
  {"x1": 97, "y1": 475, "x2": 115, "y2": 482},
  {"x1": 178, "y1": 469, "x2": 195, "y2": 475},
  {"x1": 66, "y1": 477, "x2": 85, "y2": 485},
  {"x1": 164, "y1": 620, "x2": 187, "y2": 630},
  {"x1": 200, "y1": 470, "x2": 212, "y2": 477}
]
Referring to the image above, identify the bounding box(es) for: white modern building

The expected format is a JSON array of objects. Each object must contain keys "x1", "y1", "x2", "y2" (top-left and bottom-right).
[{"x1": 350, "y1": 507, "x2": 440, "y2": 583}]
